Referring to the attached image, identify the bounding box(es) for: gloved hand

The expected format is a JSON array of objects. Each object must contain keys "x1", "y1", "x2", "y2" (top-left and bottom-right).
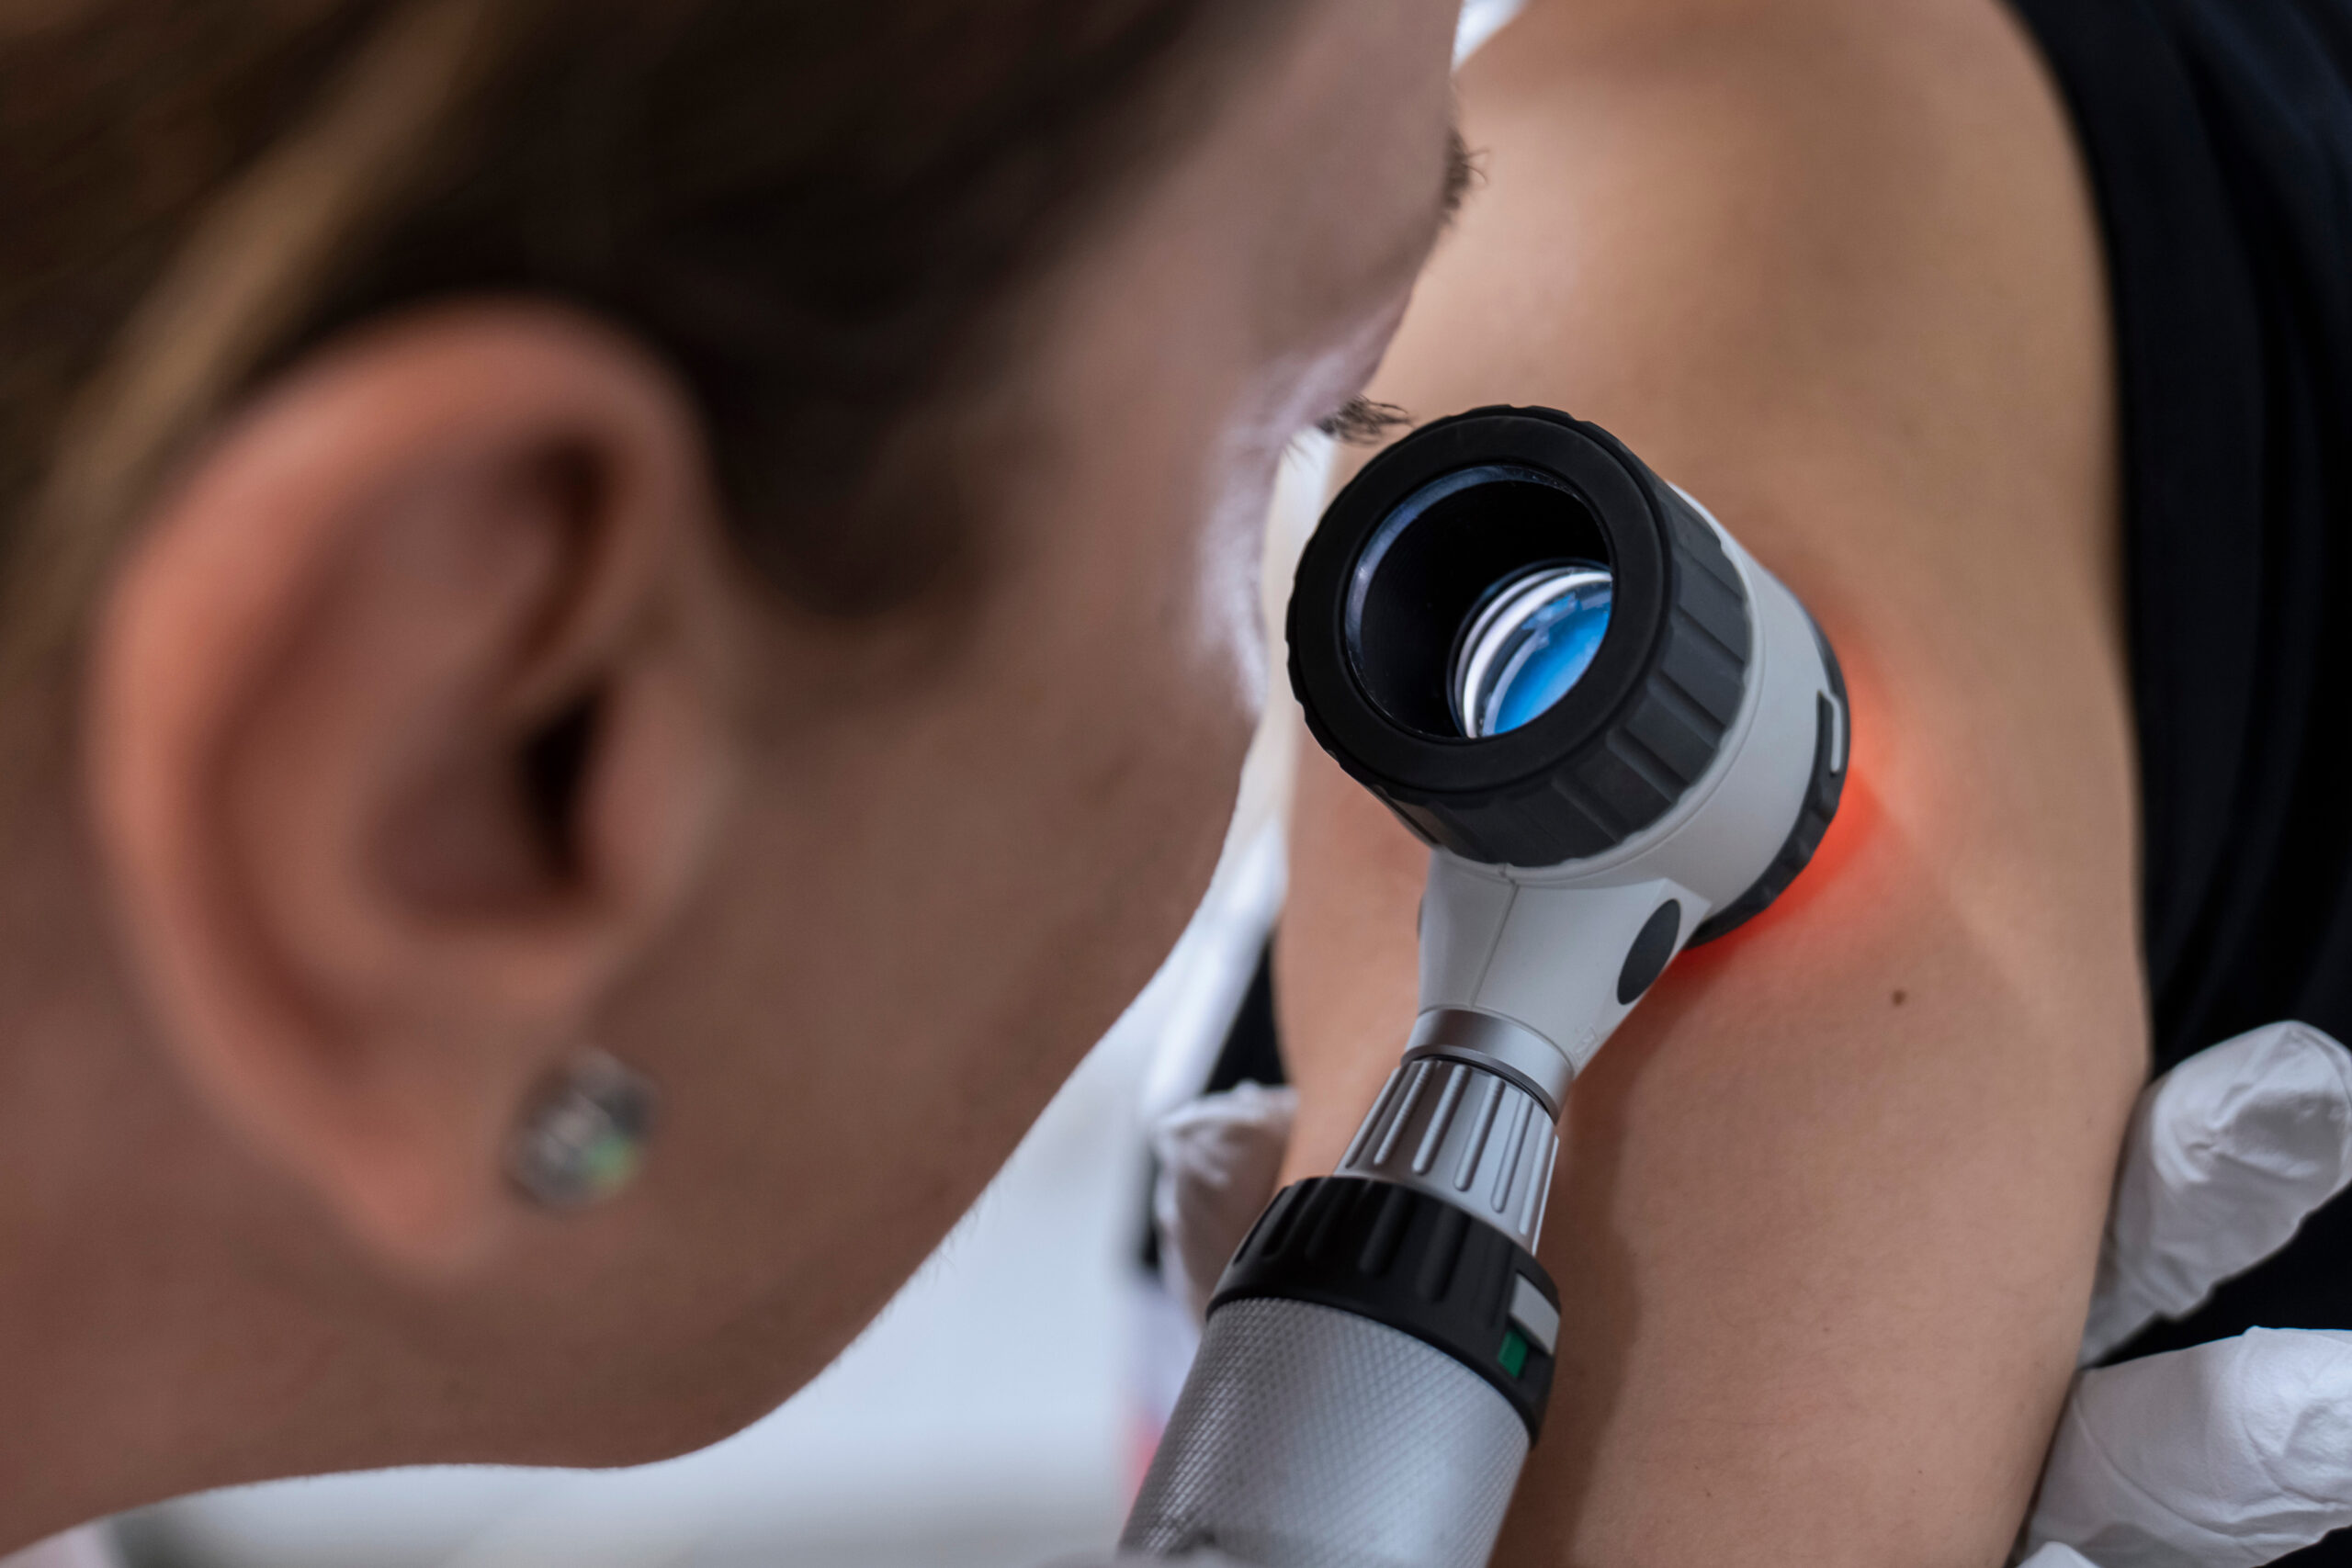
[
  {"x1": 2019, "y1": 1021, "x2": 2352, "y2": 1568},
  {"x1": 1153, "y1": 1021, "x2": 2352, "y2": 1568},
  {"x1": 1148, "y1": 1079, "x2": 1297, "y2": 1323}
]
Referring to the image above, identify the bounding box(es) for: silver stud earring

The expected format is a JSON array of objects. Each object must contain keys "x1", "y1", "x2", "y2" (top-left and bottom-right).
[{"x1": 507, "y1": 1048, "x2": 658, "y2": 1210}]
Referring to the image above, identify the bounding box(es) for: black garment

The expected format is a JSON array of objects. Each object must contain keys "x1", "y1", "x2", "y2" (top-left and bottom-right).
[
  {"x1": 2004, "y1": 0, "x2": 2352, "y2": 1556},
  {"x1": 2003, "y1": 0, "x2": 2352, "y2": 1328},
  {"x1": 1200, "y1": 946, "x2": 1285, "y2": 1100}
]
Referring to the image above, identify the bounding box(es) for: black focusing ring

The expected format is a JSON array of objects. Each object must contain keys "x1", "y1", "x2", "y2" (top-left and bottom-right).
[
  {"x1": 1210, "y1": 1176, "x2": 1560, "y2": 1438},
  {"x1": 1289, "y1": 407, "x2": 1753, "y2": 867}
]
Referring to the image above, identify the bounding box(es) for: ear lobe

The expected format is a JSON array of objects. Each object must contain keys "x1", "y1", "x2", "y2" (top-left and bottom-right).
[{"x1": 87, "y1": 303, "x2": 729, "y2": 1275}]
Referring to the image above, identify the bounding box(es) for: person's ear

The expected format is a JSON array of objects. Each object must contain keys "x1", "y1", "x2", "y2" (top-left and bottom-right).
[{"x1": 87, "y1": 302, "x2": 732, "y2": 1276}]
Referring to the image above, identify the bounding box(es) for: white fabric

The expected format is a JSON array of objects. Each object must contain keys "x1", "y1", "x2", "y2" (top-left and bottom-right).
[
  {"x1": 1137, "y1": 827, "x2": 1289, "y2": 1127},
  {"x1": 2083, "y1": 1021, "x2": 2352, "y2": 1364},
  {"x1": 2020, "y1": 1548, "x2": 2103, "y2": 1568},
  {"x1": 1453, "y1": 0, "x2": 1527, "y2": 65},
  {"x1": 0, "y1": 1530, "x2": 119, "y2": 1568}
]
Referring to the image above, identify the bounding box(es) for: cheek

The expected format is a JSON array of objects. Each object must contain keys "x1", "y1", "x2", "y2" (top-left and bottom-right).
[
  {"x1": 585, "y1": 568, "x2": 1261, "y2": 1372},
  {"x1": 574, "y1": 421, "x2": 1283, "y2": 1410},
  {"x1": 1039, "y1": 537, "x2": 1260, "y2": 908},
  {"x1": 913, "y1": 471, "x2": 1266, "y2": 1096},
  {"x1": 1189, "y1": 433, "x2": 1288, "y2": 721}
]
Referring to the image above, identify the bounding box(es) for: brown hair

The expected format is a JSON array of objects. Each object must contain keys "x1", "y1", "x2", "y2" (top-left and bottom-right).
[{"x1": 0, "y1": 0, "x2": 1295, "y2": 682}]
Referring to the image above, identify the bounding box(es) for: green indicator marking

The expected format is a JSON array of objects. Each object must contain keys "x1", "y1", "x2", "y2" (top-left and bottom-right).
[{"x1": 1498, "y1": 1328, "x2": 1530, "y2": 1378}]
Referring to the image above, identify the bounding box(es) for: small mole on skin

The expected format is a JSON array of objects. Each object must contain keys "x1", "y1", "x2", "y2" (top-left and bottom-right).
[{"x1": 1891, "y1": 989, "x2": 1908, "y2": 1007}]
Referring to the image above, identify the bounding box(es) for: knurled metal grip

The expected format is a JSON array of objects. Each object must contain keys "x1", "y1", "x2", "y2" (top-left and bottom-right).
[
  {"x1": 1215, "y1": 1176, "x2": 1560, "y2": 1435},
  {"x1": 1124, "y1": 1179, "x2": 1563, "y2": 1568},
  {"x1": 1289, "y1": 406, "x2": 1755, "y2": 868},
  {"x1": 1123, "y1": 1298, "x2": 1528, "y2": 1568}
]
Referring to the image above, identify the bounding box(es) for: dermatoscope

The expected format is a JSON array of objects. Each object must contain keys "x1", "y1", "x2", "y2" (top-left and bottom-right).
[{"x1": 1122, "y1": 406, "x2": 1849, "y2": 1568}]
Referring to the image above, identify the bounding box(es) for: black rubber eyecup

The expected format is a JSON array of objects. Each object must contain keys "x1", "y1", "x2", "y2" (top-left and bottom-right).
[{"x1": 1289, "y1": 407, "x2": 1753, "y2": 867}]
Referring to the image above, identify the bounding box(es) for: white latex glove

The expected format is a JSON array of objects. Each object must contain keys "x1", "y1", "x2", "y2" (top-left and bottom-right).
[
  {"x1": 2020, "y1": 1021, "x2": 2352, "y2": 1568},
  {"x1": 1152, "y1": 1022, "x2": 2352, "y2": 1568},
  {"x1": 1148, "y1": 1080, "x2": 1296, "y2": 1323},
  {"x1": 2081, "y1": 1021, "x2": 2352, "y2": 1365},
  {"x1": 2024, "y1": 1326, "x2": 2352, "y2": 1568}
]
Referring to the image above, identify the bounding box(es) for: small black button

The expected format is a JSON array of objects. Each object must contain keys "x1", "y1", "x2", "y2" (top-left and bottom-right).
[{"x1": 1617, "y1": 899, "x2": 1684, "y2": 1004}]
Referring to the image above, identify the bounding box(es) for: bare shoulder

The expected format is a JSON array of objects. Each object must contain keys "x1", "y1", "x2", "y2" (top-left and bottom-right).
[
  {"x1": 1438, "y1": 0, "x2": 2109, "y2": 498},
  {"x1": 1311, "y1": 15, "x2": 2148, "y2": 1562},
  {"x1": 1386, "y1": 0, "x2": 2128, "y2": 886}
]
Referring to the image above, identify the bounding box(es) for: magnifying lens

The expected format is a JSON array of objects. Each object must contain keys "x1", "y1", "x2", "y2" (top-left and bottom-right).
[{"x1": 1448, "y1": 559, "x2": 1613, "y2": 739}]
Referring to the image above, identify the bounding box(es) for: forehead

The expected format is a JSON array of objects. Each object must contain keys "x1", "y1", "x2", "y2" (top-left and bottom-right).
[{"x1": 1165, "y1": 0, "x2": 1465, "y2": 340}]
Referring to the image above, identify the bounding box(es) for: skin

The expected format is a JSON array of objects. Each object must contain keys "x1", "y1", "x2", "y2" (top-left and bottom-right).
[
  {"x1": 1277, "y1": 0, "x2": 2146, "y2": 1562},
  {"x1": 0, "y1": 0, "x2": 1463, "y2": 1547}
]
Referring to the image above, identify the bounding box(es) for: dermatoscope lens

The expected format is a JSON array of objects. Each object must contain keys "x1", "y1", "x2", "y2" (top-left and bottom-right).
[{"x1": 1450, "y1": 564, "x2": 1614, "y2": 738}]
